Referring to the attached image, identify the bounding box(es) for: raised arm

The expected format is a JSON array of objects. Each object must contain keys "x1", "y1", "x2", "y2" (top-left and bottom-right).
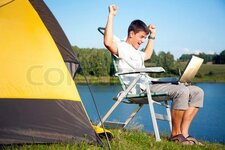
[
  {"x1": 104, "y1": 4, "x2": 118, "y2": 55},
  {"x1": 144, "y1": 24, "x2": 156, "y2": 60}
]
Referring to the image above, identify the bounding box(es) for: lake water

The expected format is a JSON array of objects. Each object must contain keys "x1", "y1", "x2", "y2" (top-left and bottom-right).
[{"x1": 77, "y1": 83, "x2": 225, "y2": 144}]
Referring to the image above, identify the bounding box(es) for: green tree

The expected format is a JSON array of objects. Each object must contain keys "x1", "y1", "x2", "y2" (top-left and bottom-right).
[
  {"x1": 156, "y1": 51, "x2": 175, "y2": 73},
  {"x1": 179, "y1": 54, "x2": 192, "y2": 61},
  {"x1": 179, "y1": 53, "x2": 217, "y2": 64},
  {"x1": 220, "y1": 50, "x2": 225, "y2": 64},
  {"x1": 73, "y1": 46, "x2": 112, "y2": 76},
  {"x1": 145, "y1": 49, "x2": 158, "y2": 64}
]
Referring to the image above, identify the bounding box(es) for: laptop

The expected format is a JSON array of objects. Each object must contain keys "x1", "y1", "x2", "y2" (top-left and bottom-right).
[{"x1": 152, "y1": 55, "x2": 204, "y2": 84}]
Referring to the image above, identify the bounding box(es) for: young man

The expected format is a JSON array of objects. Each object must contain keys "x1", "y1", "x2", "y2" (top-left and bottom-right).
[{"x1": 104, "y1": 4, "x2": 204, "y2": 145}]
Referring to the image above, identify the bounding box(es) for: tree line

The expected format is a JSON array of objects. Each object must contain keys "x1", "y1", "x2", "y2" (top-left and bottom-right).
[
  {"x1": 73, "y1": 46, "x2": 112, "y2": 77},
  {"x1": 73, "y1": 46, "x2": 225, "y2": 77},
  {"x1": 179, "y1": 50, "x2": 225, "y2": 64}
]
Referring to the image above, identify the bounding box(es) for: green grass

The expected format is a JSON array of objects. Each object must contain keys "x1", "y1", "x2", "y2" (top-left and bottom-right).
[
  {"x1": 3, "y1": 129, "x2": 225, "y2": 150},
  {"x1": 199, "y1": 64, "x2": 225, "y2": 75},
  {"x1": 193, "y1": 64, "x2": 225, "y2": 82}
]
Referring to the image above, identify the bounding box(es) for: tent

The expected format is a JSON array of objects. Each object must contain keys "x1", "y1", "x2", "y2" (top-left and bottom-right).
[{"x1": 0, "y1": 0, "x2": 99, "y2": 144}]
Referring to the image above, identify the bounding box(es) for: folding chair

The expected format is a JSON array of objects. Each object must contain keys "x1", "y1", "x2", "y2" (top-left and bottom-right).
[{"x1": 97, "y1": 27, "x2": 172, "y2": 141}]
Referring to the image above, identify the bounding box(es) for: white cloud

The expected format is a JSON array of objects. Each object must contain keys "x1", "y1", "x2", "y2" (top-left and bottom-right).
[
  {"x1": 180, "y1": 48, "x2": 216, "y2": 55},
  {"x1": 180, "y1": 48, "x2": 191, "y2": 54},
  {"x1": 206, "y1": 50, "x2": 216, "y2": 55},
  {"x1": 193, "y1": 49, "x2": 202, "y2": 55}
]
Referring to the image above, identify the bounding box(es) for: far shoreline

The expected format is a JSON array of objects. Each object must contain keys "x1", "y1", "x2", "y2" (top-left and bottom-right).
[{"x1": 74, "y1": 76, "x2": 225, "y2": 84}]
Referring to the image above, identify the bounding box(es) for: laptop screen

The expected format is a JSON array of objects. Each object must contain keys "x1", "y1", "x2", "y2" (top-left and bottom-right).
[{"x1": 179, "y1": 55, "x2": 204, "y2": 83}]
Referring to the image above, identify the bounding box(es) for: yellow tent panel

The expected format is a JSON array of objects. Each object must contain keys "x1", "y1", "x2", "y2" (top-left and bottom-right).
[{"x1": 0, "y1": 0, "x2": 80, "y2": 101}]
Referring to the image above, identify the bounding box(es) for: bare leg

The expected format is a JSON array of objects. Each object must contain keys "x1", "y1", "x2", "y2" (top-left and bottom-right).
[
  {"x1": 171, "y1": 109, "x2": 185, "y2": 136},
  {"x1": 181, "y1": 107, "x2": 199, "y2": 137}
]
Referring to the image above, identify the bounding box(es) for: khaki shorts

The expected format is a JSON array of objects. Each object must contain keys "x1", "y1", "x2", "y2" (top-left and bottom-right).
[{"x1": 150, "y1": 84, "x2": 204, "y2": 110}]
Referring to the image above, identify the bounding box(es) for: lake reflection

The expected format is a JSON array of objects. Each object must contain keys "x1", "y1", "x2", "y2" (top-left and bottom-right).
[{"x1": 77, "y1": 83, "x2": 225, "y2": 144}]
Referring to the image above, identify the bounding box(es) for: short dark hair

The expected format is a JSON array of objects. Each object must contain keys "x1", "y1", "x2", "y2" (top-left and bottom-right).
[{"x1": 128, "y1": 20, "x2": 149, "y2": 36}]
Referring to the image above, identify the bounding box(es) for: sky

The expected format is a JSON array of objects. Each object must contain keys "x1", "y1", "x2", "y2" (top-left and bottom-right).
[{"x1": 44, "y1": 0, "x2": 225, "y2": 59}]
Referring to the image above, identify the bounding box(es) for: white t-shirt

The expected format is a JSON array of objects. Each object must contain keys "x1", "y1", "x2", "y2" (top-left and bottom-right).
[
  {"x1": 117, "y1": 42, "x2": 145, "y2": 71},
  {"x1": 117, "y1": 41, "x2": 148, "y2": 94}
]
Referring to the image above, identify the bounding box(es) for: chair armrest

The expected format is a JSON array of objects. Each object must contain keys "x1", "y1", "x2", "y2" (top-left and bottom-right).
[{"x1": 115, "y1": 67, "x2": 165, "y2": 75}]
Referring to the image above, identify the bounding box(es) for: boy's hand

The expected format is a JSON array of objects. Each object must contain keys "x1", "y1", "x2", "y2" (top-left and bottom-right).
[
  {"x1": 148, "y1": 24, "x2": 156, "y2": 37},
  {"x1": 109, "y1": 4, "x2": 118, "y2": 16}
]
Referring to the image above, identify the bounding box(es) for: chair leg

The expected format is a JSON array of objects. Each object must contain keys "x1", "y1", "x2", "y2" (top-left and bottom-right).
[
  {"x1": 97, "y1": 75, "x2": 142, "y2": 127},
  {"x1": 123, "y1": 104, "x2": 143, "y2": 128},
  {"x1": 97, "y1": 93, "x2": 128, "y2": 127},
  {"x1": 165, "y1": 101, "x2": 172, "y2": 131},
  {"x1": 146, "y1": 84, "x2": 161, "y2": 141}
]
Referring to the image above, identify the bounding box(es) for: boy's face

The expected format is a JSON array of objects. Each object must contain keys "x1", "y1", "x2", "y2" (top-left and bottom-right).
[{"x1": 130, "y1": 31, "x2": 148, "y2": 49}]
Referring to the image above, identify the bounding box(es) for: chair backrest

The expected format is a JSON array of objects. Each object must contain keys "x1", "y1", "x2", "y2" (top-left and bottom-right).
[{"x1": 111, "y1": 54, "x2": 128, "y2": 91}]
